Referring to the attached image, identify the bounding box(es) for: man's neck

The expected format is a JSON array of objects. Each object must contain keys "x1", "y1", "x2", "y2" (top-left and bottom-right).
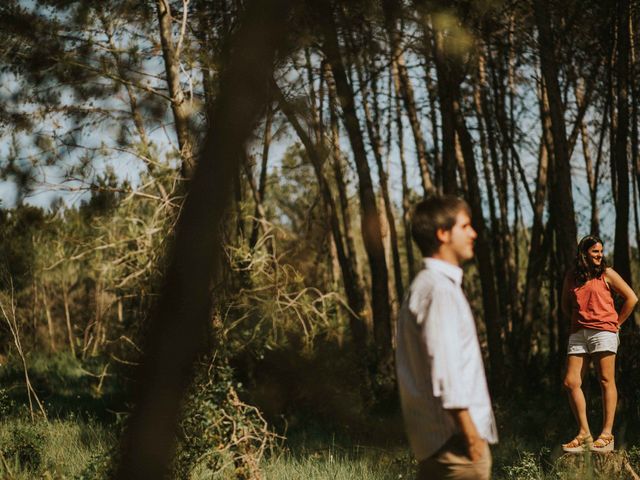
[{"x1": 431, "y1": 250, "x2": 461, "y2": 267}]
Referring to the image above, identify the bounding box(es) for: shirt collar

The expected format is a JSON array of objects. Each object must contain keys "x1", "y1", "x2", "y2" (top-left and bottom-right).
[{"x1": 423, "y1": 257, "x2": 463, "y2": 286}]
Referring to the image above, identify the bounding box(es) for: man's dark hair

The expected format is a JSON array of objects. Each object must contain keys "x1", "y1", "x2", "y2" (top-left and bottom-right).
[{"x1": 411, "y1": 195, "x2": 471, "y2": 257}]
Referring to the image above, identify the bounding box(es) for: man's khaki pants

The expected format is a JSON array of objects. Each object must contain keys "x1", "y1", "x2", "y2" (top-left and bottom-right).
[{"x1": 417, "y1": 435, "x2": 492, "y2": 480}]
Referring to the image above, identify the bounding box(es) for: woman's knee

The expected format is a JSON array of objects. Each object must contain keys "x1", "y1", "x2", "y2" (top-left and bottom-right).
[
  {"x1": 598, "y1": 374, "x2": 616, "y2": 390},
  {"x1": 563, "y1": 376, "x2": 582, "y2": 391}
]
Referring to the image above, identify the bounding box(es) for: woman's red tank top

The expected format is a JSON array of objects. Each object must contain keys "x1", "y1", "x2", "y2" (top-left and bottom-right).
[{"x1": 571, "y1": 274, "x2": 618, "y2": 333}]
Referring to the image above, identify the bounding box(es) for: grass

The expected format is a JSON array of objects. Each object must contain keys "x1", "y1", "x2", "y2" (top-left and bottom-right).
[
  {"x1": 0, "y1": 416, "x2": 114, "y2": 479},
  {"x1": 262, "y1": 446, "x2": 414, "y2": 480},
  {"x1": 0, "y1": 352, "x2": 639, "y2": 479}
]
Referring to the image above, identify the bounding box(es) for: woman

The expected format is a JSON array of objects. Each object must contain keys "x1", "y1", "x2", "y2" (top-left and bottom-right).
[{"x1": 561, "y1": 235, "x2": 637, "y2": 453}]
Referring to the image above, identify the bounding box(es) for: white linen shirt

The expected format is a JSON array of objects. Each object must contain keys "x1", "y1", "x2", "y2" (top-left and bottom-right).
[{"x1": 396, "y1": 258, "x2": 498, "y2": 461}]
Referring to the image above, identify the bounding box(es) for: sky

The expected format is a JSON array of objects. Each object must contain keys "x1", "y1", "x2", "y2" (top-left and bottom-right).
[{"x1": 0, "y1": 2, "x2": 628, "y2": 248}]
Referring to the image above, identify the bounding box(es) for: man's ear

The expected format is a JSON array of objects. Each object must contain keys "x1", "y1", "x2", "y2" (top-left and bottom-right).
[{"x1": 436, "y1": 227, "x2": 450, "y2": 244}]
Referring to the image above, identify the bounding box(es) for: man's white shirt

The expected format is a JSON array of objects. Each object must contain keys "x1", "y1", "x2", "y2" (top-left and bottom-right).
[{"x1": 396, "y1": 257, "x2": 498, "y2": 461}]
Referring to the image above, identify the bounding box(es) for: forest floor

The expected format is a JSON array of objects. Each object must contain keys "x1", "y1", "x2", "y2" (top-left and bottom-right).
[{"x1": 0, "y1": 353, "x2": 639, "y2": 479}]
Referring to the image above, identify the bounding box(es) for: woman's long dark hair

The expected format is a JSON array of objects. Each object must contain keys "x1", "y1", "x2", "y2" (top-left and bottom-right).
[{"x1": 574, "y1": 235, "x2": 607, "y2": 285}]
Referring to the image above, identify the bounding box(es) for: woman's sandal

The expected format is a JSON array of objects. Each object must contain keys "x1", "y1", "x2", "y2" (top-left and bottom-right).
[
  {"x1": 562, "y1": 434, "x2": 593, "y2": 453},
  {"x1": 590, "y1": 433, "x2": 614, "y2": 453}
]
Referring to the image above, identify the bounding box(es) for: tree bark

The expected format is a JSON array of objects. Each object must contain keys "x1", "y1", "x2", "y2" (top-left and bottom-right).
[
  {"x1": 318, "y1": 3, "x2": 394, "y2": 394},
  {"x1": 452, "y1": 92, "x2": 504, "y2": 389},
  {"x1": 534, "y1": 0, "x2": 578, "y2": 356},
  {"x1": 249, "y1": 103, "x2": 273, "y2": 250},
  {"x1": 631, "y1": 14, "x2": 640, "y2": 254},
  {"x1": 114, "y1": 2, "x2": 291, "y2": 477},
  {"x1": 392, "y1": 60, "x2": 417, "y2": 279},
  {"x1": 382, "y1": 0, "x2": 434, "y2": 195},
  {"x1": 273, "y1": 81, "x2": 369, "y2": 352},
  {"x1": 62, "y1": 281, "x2": 76, "y2": 358},
  {"x1": 432, "y1": 26, "x2": 459, "y2": 194},
  {"x1": 156, "y1": 0, "x2": 196, "y2": 179},
  {"x1": 612, "y1": 0, "x2": 632, "y2": 285},
  {"x1": 520, "y1": 81, "x2": 552, "y2": 365},
  {"x1": 41, "y1": 284, "x2": 56, "y2": 352},
  {"x1": 350, "y1": 37, "x2": 404, "y2": 304}
]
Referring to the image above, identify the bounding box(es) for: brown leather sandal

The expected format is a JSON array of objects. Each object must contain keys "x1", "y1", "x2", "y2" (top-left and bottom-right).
[
  {"x1": 590, "y1": 433, "x2": 614, "y2": 453},
  {"x1": 562, "y1": 434, "x2": 593, "y2": 453}
]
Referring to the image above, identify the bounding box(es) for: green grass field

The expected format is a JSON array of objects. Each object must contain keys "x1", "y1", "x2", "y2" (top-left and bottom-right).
[
  {"x1": 1, "y1": 353, "x2": 640, "y2": 479},
  {"x1": 0, "y1": 415, "x2": 639, "y2": 479}
]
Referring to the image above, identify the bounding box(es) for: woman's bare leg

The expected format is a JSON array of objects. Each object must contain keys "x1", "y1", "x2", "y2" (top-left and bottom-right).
[
  {"x1": 594, "y1": 352, "x2": 617, "y2": 436},
  {"x1": 563, "y1": 354, "x2": 591, "y2": 437}
]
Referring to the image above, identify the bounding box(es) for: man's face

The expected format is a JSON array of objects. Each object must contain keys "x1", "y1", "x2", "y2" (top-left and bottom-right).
[{"x1": 439, "y1": 210, "x2": 477, "y2": 263}]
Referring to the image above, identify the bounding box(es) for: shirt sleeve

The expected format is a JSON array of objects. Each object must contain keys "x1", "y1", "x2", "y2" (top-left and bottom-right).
[{"x1": 412, "y1": 284, "x2": 470, "y2": 409}]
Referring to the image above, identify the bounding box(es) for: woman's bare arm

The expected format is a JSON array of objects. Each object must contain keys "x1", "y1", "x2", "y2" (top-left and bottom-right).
[{"x1": 605, "y1": 267, "x2": 638, "y2": 326}]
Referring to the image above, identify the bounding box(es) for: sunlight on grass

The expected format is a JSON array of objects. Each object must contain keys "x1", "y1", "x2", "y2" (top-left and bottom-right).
[
  {"x1": 260, "y1": 446, "x2": 415, "y2": 480},
  {"x1": 0, "y1": 417, "x2": 113, "y2": 478}
]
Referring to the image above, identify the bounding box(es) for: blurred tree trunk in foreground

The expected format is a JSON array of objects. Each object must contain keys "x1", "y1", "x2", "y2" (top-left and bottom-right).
[{"x1": 114, "y1": 0, "x2": 292, "y2": 477}]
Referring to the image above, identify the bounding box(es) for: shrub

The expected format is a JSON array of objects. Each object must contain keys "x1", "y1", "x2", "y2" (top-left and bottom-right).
[
  {"x1": 173, "y1": 359, "x2": 278, "y2": 479},
  {"x1": 501, "y1": 451, "x2": 544, "y2": 480},
  {"x1": 2, "y1": 422, "x2": 46, "y2": 471}
]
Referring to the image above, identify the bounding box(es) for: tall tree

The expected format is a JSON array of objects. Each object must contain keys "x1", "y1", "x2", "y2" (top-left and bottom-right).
[
  {"x1": 612, "y1": 0, "x2": 632, "y2": 285},
  {"x1": 156, "y1": 0, "x2": 197, "y2": 179},
  {"x1": 316, "y1": 1, "x2": 394, "y2": 397},
  {"x1": 534, "y1": 0, "x2": 578, "y2": 355},
  {"x1": 115, "y1": 1, "x2": 292, "y2": 477}
]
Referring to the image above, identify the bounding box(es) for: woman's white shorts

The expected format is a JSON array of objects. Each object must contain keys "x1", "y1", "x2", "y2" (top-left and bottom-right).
[{"x1": 567, "y1": 328, "x2": 619, "y2": 355}]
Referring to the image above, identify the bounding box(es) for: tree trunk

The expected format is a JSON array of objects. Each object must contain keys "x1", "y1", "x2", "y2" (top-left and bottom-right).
[
  {"x1": 534, "y1": 0, "x2": 578, "y2": 356},
  {"x1": 423, "y1": 57, "x2": 442, "y2": 191},
  {"x1": 520, "y1": 82, "x2": 552, "y2": 366},
  {"x1": 243, "y1": 155, "x2": 272, "y2": 255},
  {"x1": 156, "y1": 0, "x2": 195, "y2": 178},
  {"x1": 351, "y1": 40, "x2": 404, "y2": 304},
  {"x1": 591, "y1": 97, "x2": 610, "y2": 237},
  {"x1": 324, "y1": 63, "x2": 362, "y2": 277},
  {"x1": 481, "y1": 42, "x2": 512, "y2": 346},
  {"x1": 62, "y1": 281, "x2": 76, "y2": 358},
  {"x1": 249, "y1": 103, "x2": 273, "y2": 250},
  {"x1": 631, "y1": 14, "x2": 640, "y2": 254},
  {"x1": 273, "y1": 82, "x2": 369, "y2": 352},
  {"x1": 612, "y1": 0, "x2": 632, "y2": 285},
  {"x1": 432, "y1": 26, "x2": 459, "y2": 194},
  {"x1": 382, "y1": 0, "x2": 434, "y2": 195},
  {"x1": 452, "y1": 92, "x2": 504, "y2": 389},
  {"x1": 41, "y1": 284, "x2": 56, "y2": 351},
  {"x1": 318, "y1": 4, "x2": 394, "y2": 397},
  {"x1": 115, "y1": 2, "x2": 291, "y2": 477},
  {"x1": 392, "y1": 61, "x2": 417, "y2": 279}
]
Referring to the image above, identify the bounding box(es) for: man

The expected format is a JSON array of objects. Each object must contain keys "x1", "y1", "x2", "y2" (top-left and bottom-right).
[{"x1": 396, "y1": 195, "x2": 498, "y2": 480}]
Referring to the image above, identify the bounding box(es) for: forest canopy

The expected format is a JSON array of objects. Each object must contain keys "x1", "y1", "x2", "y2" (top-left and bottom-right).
[{"x1": 0, "y1": 0, "x2": 639, "y2": 478}]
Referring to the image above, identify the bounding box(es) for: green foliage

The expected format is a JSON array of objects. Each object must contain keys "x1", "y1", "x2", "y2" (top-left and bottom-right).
[
  {"x1": 0, "y1": 388, "x2": 15, "y2": 417},
  {"x1": 1, "y1": 422, "x2": 46, "y2": 471},
  {"x1": 261, "y1": 143, "x2": 334, "y2": 291},
  {"x1": 501, "y1": 450, "x2": 545, "y2": 480},
  {"x1": 220, "y1": 232, "x2": 345, "y2": 356},
  {"x1": 0, "y1": 417, "x2": 113, "y2": 479},
  {"x1": 0, "y1": 205, "x2": 49, "y2": 291},
  {"x1": 76, "y1": 448, "x2": 116, "y2": 480},
  {"x1": 173, "y1": 359, "x2": 277, "y2": 479}
]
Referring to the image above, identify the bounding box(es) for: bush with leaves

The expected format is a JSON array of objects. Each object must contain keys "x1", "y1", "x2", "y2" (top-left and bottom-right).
[
  {"x1": 1, "y1": 422, "x2": 46, "y2": 472},
  {"x1": 220, "y1": 232, "x2": 345, "y2": 356},
  {"x1": 172, "y1": 359, "x2": 279, "y2": 479}
]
